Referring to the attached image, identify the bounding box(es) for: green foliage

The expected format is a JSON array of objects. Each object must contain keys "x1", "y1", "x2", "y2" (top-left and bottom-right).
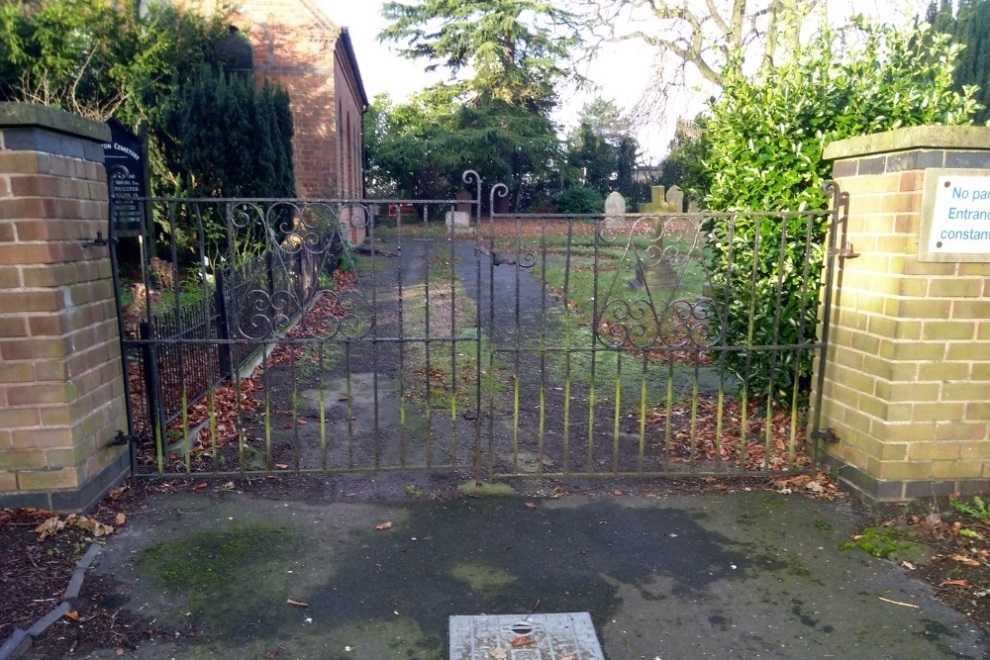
[
  {"x1": 157, "y1": 70, "x2": 294, "y2": 258},
  {"x1": 950, "y1": 494, "x2": 990, "y2": 521},
  {"x1": 375, "y1": 0, "x2": 581, "y2": 209},
  {"x1": 564, "y1": 99, "x2": 643, "y2": 203},
  {"x1": 0, "y1": 1, "x2": 296, "y2": 262},
  {"x1": 841, "y1": 527, "x2": 918, "y2": 559},
  {"x1": 553, "y1": 184, "x2": 604, "y2": 214},
  {"x1": 925, "y1": 0, "x2": 990, "y2": 124},
  {"x1": 657, "y1": 116, "x2": 712, "y2": 202},
  {"x1": 380, "y1": 0, "x2": 578, "y2": 105},
  {"x1": 366, "y1": 85, "x2": 561, "y2": 209},
  {"x1": 702, "y1": 18, "x2": 978, "y2": 395}
]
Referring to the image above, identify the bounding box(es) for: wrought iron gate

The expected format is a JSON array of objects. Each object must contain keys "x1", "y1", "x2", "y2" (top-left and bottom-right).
[{"x1": 111, "y1": 173, "x2": 841, "y2": 481}]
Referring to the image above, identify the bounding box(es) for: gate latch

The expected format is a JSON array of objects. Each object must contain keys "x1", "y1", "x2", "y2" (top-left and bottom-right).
[
  {"x1": 830, "y1": 242, "x2": 859, "y2": 259},
  {"x1": 82, "y1": 232, "x2": 117, "y2": 248},
  {"x1": 107, "y1": 430, "x2": 136, "y2": 447}
]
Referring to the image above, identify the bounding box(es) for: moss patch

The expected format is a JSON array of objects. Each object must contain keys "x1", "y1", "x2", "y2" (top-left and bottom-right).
[
  {"x1": 456, "y1": 480, "x2": 516, "y2": 497},
  {"x1": 138, "y1": 521, "x2": 305, "y2": 638},
  {"x1": 450, "y1": 562, "x2": 517, "y2": 591}
]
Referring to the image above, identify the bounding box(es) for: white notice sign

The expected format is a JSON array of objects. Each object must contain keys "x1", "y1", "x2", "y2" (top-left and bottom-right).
[{"x1": 922, "y1": 172, "x2": 990, "y2": 261}]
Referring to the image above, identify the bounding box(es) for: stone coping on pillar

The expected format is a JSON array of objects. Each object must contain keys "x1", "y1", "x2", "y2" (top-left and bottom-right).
[
  {"x1": 0, "y1": 103, "x2": 110, "y2": 144},
  {"x1": 824, "y1": 125, "x2": 990, "y2": 161}
]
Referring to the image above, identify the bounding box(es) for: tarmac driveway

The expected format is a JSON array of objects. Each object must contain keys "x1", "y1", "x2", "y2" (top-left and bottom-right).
[{"x1": 73, "y1": 488, "x2": 988, "y2": 659}]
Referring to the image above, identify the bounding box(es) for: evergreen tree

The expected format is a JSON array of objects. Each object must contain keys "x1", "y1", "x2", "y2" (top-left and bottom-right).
[{"x1": 953, "y1": 0, "x2": 990, "y2": 123}]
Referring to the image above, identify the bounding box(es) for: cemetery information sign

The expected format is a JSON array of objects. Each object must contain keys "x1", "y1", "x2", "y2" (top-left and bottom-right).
[
  {"x1": 103, "y1": 118, "x2": 147, "y2": 236},
  {"x1": 920, "y1": 169, "x2": 990, "y2": 262}
]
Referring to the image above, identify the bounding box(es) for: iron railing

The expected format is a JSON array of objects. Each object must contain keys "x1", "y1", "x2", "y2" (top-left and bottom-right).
[{"x1": 110, "y1": 175, "x2": 841, "y2": 481}]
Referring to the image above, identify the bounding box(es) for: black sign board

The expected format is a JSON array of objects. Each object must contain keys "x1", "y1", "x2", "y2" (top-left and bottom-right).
[{"x1": 103, "y1": 118, "x2": 147, "y2": 235}]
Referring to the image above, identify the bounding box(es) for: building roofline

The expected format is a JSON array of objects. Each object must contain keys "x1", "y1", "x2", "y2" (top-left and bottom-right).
[{"x1": 339, "y1": 27, "x2": 369, "y2": 110}]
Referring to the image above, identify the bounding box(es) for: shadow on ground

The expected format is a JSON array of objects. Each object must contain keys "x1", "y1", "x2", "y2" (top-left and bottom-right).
[{"x1": 69, "y1": 489, "x2": 988, "y2": 660}]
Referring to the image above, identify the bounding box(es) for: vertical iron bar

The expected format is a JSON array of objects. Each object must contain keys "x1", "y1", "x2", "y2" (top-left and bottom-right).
[
  {"x1": 449, "y1": 214, "x2": 458, "y2": 466},
  {"x1": 140, "y1": 322, "x2": 164, "y2": 474},
  {"x1": 813, "y1": 187, "x2": 843, "y2": 464},
  {"x1": 107, "y1": 192, "x2": 137, "y2": 477},
  {"x1": 397, "y1": 205, "x2": 406, "y2": 468},
  {"x1": 764, "y1": 213, "x2": 792, "y2": 471},
  {"x1": 370, "y1": 210, "x2": 381, "y2": 469},
  {"x1": 424, "y1": 238, "x2": 433, "y2": 468},
  {"x1": 538, "y1": 216, "x2": 547, "y2": 473},
  {"x1": 562, "y1": 220, "x2": 574, "y2": 474},
  {"x1": 346, "y1": 341, "x2": 355, "y2": 468},
  {"x1": 612, "y1": 352, "x2": 622, "y2": 474},
  {"x1": 791, "y1": 211, "x2": 818, "y2": 469}
]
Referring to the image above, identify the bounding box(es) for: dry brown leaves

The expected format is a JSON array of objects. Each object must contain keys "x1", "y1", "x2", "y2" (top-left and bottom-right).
[
  {"x1": 34, "y1": 513, "x2": 115, "y2": 541},
  {"x1": 649, "y1": 394, "x2": 815, "y2": 475}
]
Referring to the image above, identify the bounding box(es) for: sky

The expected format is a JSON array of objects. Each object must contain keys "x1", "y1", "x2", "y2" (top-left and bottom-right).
[{"x1": 323, "y1": 1, "x2": 926, "y2": 163}]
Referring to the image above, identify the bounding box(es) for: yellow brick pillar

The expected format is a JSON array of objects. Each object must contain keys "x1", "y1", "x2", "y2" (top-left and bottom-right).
[
  {"x1": 817, "y1": 126, "x2": 990, "y2": 501},
  {"x1": 0, "y1": 103, "x2": 129, "y2": 511}
]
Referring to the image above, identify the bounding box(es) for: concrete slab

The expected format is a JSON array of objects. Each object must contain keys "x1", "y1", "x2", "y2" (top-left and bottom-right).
[{"x1": 450, "y1": 612, "x2": 604, "y2": 659}]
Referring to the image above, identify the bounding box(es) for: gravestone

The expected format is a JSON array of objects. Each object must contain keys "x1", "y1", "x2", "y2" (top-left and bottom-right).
[
  {"x1": 603, "y1": 190, "x2": 626, "y2": 231},
  {"x1": 645, "y1": 186, "x2": 684, "y2": 291},
  {"x1": 446, "y1": 189, "x2": 472, "y2": 235}
]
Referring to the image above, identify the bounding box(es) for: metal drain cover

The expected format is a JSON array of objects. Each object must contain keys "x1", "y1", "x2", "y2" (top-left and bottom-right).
[{"x1": 449, "y1": 612, "x2": 604, "y2": 659}]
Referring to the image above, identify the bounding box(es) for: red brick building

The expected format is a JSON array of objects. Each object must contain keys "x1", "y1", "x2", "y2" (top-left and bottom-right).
[{"x1": 221, "y1": 0, "x2": 368, "y2": 199}]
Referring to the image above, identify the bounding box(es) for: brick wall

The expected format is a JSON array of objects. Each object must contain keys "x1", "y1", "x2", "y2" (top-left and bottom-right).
[
  {"x1": 0, "y1": 103, "x2": 129, "y2": 512},
  {"x1": 816, "y1": 126, "x2": 990, "y2": 501},
  {"x1": 220, "y1": 0, "x2": 366, "y2": 200}
]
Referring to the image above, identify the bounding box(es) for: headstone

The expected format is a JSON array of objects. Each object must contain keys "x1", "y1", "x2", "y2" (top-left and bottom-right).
[
  {"x1": 456, "y1": 189, "x2": 472, "y2": 213},
  {"x1": 446, "y1": 189, "x2": 472, "y2": 234},
  {"x1": 640, "y1": 185, "x2": 681, "y2": 291},
  {"x1": 103, "y1": 118, "x2": 147, "y2": 236},
  {"x1": 604, "y1": 190, "x2": 626, "y2": 231}
]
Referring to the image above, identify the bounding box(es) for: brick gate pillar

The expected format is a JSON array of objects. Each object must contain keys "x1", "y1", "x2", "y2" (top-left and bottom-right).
[
  {"x1": 816, "y1": 126, "x2": 990, "y2": 501},
  {"x1": 0, "y1": 103, "x2": 129, "y2": 511}
]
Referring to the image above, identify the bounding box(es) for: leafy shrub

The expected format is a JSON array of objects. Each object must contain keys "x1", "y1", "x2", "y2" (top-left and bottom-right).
[
  {"x1": 950, "y1": 494, "x2": 990, "y2": 522},
  {"x1": 703, "y1": 18, "x2": 978, "y2": 395},
  {"x1": 553, "y1": 185, "x2": 605, "y2": 214}
]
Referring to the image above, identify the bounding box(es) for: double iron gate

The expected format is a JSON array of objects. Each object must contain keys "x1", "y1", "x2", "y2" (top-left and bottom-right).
[{"x1": 110, "y1": 174, "x2": 843, "y2": 481}]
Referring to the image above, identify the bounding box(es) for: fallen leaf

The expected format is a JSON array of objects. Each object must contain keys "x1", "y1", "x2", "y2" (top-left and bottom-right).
[
  {"x1": 35, "y1": 516, "x2": 65, "y2": 541},
  {"x1": 275, "y1": 464, "x2": 289, "y2": 470},
  {"x1": 76, "y1": 517, "x2": 114, "y2": 537},
  {"x1": 116, "y1": 650, "x2": 125, "y2": 656},
  {"x1": 376, "y1": 521, "x2": 393, "y2": 531},
  {"x1": 948, "y1": 554, "x2": 981, "y2": 567},
  {"x1": 114, "y1": 513, "x2": 127, "y2": 526},
  {"x1": 524, "y1": 502, "x2": 538, "y2": 509},
  {"x1": 942, "y1": 579, "x2": 971, "y2": 588},
  {"x1": 613, "y1": 490, "x2": 623, "y2": 496},
  {"x1": 287, "y1": 598, "x2": 309, "y2": 608},
  {"x1": 901, "y1": 560, "x2": 916, "y2": 570},
  {"x1": 194, "y1": 483, "x2": 208, "y2": 490},
  {"x1": 806, "y1": 481, "x2": 825, "y2": 494},
  {"x1": 490, "y1": 648, "x2": 507, "y2": 660},
  {"x1": 63, "y1": 610, "x2": 80, "y2": 622},
  {"x1": 511, "y1": 636, "x2": 535, "y2": 648}
]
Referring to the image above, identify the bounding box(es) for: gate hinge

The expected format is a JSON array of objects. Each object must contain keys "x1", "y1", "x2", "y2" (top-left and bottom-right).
[
  {"x1": 830, "y1": 242, "x2": 859, "y2": 260},
  {"x1": 107, "y1": 430, "x2": 136, "y2": 447},
  {"x1": 811, "y1": 428, "x2": 840, "y2": 444}
]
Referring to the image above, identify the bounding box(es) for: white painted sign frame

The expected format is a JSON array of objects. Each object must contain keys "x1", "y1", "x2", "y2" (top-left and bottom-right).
[{"x1": 920, "y1": 168, "x2": 990, "y2": 262}]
